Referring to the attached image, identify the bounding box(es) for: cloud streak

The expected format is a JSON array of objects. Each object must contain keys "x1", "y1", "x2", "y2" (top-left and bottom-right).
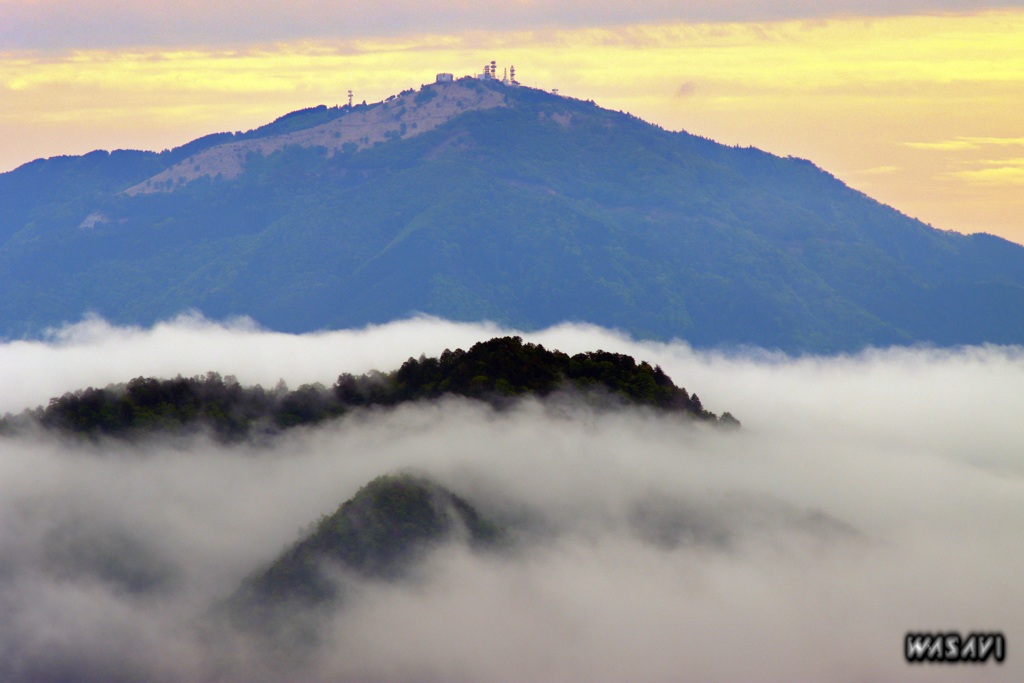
[
  {"x1": 951, "y1": 158, "x2": 1024, "y2": 186},
  {"x1": 0, "y1": 315, "x2": 1021, "y2": 681},
  {"x1": 907, "y1": 136, "x2": 1024, "y2": 151}
]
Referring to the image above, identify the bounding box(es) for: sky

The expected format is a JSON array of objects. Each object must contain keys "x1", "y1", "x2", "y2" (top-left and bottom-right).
[
  {"x1": 0, "y1": 315, "x2": 1021, "y2": 681},
  {"x1": 1, "y1": 1, "x2": 1024, "y2": 244}
]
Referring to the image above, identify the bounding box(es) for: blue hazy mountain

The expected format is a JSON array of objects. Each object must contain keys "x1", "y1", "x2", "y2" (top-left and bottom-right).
[{"x1": 3, "y1": 77, "x2": 1024, "y2": 352}]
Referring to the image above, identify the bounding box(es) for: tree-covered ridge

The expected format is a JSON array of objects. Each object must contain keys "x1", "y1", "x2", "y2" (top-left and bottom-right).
[
  {"x1": 0, "y1": 337, "x2": 736, "y2": 440},
  {"x1": 384, "y1": 335, "x2": 712, "y2": 413}
]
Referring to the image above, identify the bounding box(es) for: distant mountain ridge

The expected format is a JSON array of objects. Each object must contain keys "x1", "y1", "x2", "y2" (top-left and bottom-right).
[{"x1": 3, "y1": 76, "x2": 1024, "y2": 352}]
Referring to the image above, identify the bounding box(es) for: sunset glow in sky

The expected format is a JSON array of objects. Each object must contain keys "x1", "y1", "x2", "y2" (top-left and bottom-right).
[{"x1": 3, "y1": 1, "x2": 1024, "y2": 243}]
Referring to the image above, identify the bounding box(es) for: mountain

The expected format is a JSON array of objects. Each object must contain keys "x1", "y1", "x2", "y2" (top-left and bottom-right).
[{"x1": 3, "y1": 76, "x2": 1024, "y2": 352}]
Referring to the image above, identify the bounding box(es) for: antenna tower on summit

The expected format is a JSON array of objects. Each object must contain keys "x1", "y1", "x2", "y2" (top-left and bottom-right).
[
  {"x1": 473, "y1": 60, "x2": 518, "y2": 85},
  {"x1": 347, "y1": 89, "x2": 353, "y2": 107}
]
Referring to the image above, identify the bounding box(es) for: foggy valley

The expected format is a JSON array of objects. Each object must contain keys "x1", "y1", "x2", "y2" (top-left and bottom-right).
[{"x1": 0, "y1": 316, "x2": 1019, "y2": 681}]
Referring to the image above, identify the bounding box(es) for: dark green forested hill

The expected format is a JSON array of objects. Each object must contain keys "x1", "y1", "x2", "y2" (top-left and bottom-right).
[
  {"x1": 3, "y1": 78, "x2": 1024, "y2": 351},
  {"x1": 1, "y1": 336, "x2": 733, "y2": 440},
  {"x1": 222, "y1": 472, "x2": 505, "y2": 649},
  {"x1": 235, "y1": 473, "x2": 501, "y2": 606}
]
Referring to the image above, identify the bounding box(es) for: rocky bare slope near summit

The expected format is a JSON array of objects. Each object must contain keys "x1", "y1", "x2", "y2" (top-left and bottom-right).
[{"x1": 124, "y1": 80, "x2": 508, "y2": 194}]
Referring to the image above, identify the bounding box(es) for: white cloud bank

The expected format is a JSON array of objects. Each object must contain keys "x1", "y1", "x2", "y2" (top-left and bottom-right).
[{"x1": 0, "y1": 315, "x2": 1021, "y2": 681}]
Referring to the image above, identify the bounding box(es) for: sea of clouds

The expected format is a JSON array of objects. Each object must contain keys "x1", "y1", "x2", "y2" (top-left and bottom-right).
[{"x1": 0, "y1": 313, "x2": 1020, "y2": 682}]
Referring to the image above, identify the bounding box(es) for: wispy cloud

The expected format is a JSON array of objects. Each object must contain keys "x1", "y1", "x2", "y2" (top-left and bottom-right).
[
  {"x1": 910, "y1": 135, "x2": 1024, "y2": 187},
  {"x1": 907, "y1": 136, "x2": 1024, "y2": 151},
  {"x1": 951, "y1": 158, "x2": 1024, "y2": 185},
  {"x1": 851, "y1": 165, "x2": 900, "y2": 175}
]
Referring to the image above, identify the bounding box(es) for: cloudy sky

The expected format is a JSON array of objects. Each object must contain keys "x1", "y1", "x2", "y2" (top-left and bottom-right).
[
  {"x1": 0, "y1": 315, "x2": 1021, "y2": 681},
  {"x1": 2, "y1": 0, "x2": 1024, "y2": 245}
]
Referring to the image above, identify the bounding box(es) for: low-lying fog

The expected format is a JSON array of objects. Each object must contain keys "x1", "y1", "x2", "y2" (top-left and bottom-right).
[{"x1": 0, "y1": 314, "x2": 1020, "y2": 682}]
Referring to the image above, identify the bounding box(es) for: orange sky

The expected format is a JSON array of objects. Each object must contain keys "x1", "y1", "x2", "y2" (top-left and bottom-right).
[{"x1": 2, "y1": 4, "x2": 1023, "y2": 244}]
